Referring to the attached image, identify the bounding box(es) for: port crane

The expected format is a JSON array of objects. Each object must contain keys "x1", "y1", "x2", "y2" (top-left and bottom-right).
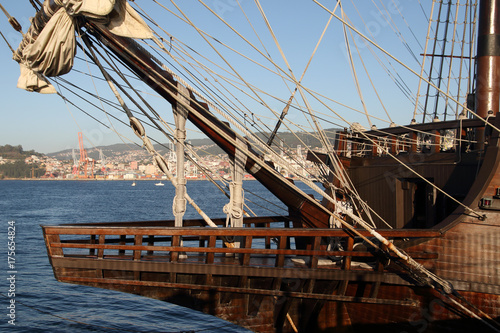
[{"x1": 77, "y1": 132, "x2": 94, "y2": 179}]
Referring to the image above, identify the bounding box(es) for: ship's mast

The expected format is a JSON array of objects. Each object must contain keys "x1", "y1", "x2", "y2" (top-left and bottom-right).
[{"x1": 476, "y1": 0, "x2": 500, "y2": 117}]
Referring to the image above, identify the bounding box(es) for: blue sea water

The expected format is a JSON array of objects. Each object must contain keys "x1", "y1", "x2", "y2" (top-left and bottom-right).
[{"x1": 0, "y1": 179, "x2": 302, "y2": 333}]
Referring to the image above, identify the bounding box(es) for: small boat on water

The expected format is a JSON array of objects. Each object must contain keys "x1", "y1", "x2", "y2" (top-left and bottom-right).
[
  {"x1": 154, "y1": 181, "x2": 164, "y2": 186},
  {"x1": 2, "y1": 0, "x2": 499, "y2": 332},
  {"x1": 131, "y1": 181, "x2": 136, "y2": 187}
]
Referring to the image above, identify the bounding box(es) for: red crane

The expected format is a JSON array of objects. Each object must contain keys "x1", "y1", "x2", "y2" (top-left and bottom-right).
[{"x1": 77, "y1": 132, "x2": 94, "y2": 179}]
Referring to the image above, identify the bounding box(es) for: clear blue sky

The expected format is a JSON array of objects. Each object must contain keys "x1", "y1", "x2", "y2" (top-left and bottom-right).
[{"x1": 0, "y1": 1, "x2": 429, "y2": 154}]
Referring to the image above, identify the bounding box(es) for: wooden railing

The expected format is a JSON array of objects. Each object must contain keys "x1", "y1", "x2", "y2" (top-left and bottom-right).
[
  {"x1": 326, "y1": 117, "x2": 495, "y2": 158},
  {"x1": 42, "y1": 218, "x2": 442, "y2": 305}
]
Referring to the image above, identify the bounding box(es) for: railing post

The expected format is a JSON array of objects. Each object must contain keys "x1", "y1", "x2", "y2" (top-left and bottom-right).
[
  {"x1": 238, "y1": 235, "x2": 252, "y2": 288},
  {"x1": 390, "y1": 135, "x2": 397, "y2": 154},
  {"x1": 44, "y1": 233, "x2": 63, "y2": 257},
  {"x1": 309, "y1": 236, "x2": 320, "y2": 269},
  {"x1": 369, "y1": 243, "x2": 387, "y2": 298},
  {"x1": 338, "y1": 235, "x2": 354, "y2": 296},
  {"x1": 337, "y1": 131, "x2": 346, "y2": 157},
  {"x1": 89, "y1": 234, "x2": 96, "y2": 256},
  {"x1": 97, "y1": 235, "x2": 105, "y2": 259},
  {"x1": 272, "y1": 236, "x2": 287, "y2": 290},
  {"x1": 169, "y1": 235, "x2": 181, "y2": 283},
  {"x1": 170, "y1": 235, "x2": 180, "y2": 263},
  {"x1": 342, "y1": 235, "x2": 354, "y2": 270},
  {"x1": 265, "y1": 222, "x2": 271, "y2": 249},
  {"x1": 134, "y1": 235, "x2": 143, "y2": 261},
  {"x1": 206, "y1": 236, "x2": 216, "y2": 264},
  {"x1": 147, "y1": 235, "x2": 154, "y2": 256},
  {"x1": 96, "y1": 234, "x2": 106, "y2": 278},
  {"x1": 119, "y1": 235, "x2": 126, "y2": 256},
  {"x1": 410, "y1": 131, "x2": 418, "y2": 153},
  {"x1": 134, "y1": 235, "x2": 143, "y2": 280},
  {"x1": 239, "y1": 235, "x2": 252, "y2": 266},
  {"x1": 303, "y1": 236, "x2": 321, "y2": 294},
  {"x1": 372, "y1": 137, "x2": 378, "y2": 156},
  {"x1": 205, "y1": 235, "x2": 216, "y2": 286},
  {"x1": 275, "y1": 236, "x2": 287, "y2": 268},
  {"x1": 433, "y1": 130, "x2": 441, "y2": 153}
]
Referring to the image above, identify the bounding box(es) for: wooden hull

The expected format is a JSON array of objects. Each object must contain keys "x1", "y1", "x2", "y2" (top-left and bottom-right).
[
  {"x1": 25, "y1": 2, "x2": 497, "y2": 331},
  {"x1": 42, "y1": 114, "x2": 500, "y2": 332},
  {"x1": 46, "y1": 277, "x2": 498, "y2": 333},
  {"x1": 42, "y1": 208, "x2": 500, "y2": 332}
]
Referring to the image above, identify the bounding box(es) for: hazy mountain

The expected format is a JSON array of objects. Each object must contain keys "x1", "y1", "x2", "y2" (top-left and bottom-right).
[{"x1": 47, "y1": 129, "x2": 339, "y2": 161}]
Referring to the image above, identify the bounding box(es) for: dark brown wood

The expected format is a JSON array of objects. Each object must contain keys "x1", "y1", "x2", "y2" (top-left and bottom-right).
[
  {"x1": 338, "y1": 235, "x2": 354, "y2": 296},
  {"x1": 477, "y1": 0, "x2": 500, "y2": 118},
  {"x1": 42, "y1": 211, "x2": 499, "y2": 332},
  {"x1": 56, "y1": 275, "x2": 417, "y2": 306},
  {"x1": 89, "y1": 234, "x2": 96, "y2": 256},
  {"x1": 44, "y1": 234, "x2": 63, "y2": 257},
  {"x1": 118, "y1": 235, "x2": 126, "y2": 255},
  {"x1": 146, "y1": 235, "x2": 155, "y2": 256},
  {"x1": 44, "y1": 225, "x2": 445, "y2": 238}
]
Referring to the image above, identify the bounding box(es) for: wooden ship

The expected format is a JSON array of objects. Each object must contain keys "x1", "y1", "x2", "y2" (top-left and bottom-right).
[{"x1": 2, "y1": 0, "x2": 499, "y2": 332}]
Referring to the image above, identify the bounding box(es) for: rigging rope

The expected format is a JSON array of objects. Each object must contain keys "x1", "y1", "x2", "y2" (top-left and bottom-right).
[
  {"x1": 125, "y1": 4, "x2": 499, "y2": 303},
  {"x1": 241, "y1": 2, "x2": 361, "y2": 206},
  {"x1": 63, "y1": 65, "x2": 279, "y2": 218},
  {"x1": 313, "y1": 0, "x2": 500, "y2": 135},
  {"x1": 61, "y1": 45, "x2": 283, "y2": 218},
  {"x1": 0, "y1": 28, "x2": 13, "y2": 53},
  {"x1": 85, "y1": 28, "x2": 291, "y2": 232},
  {"x1": 349, "y1": 0, "x2": 423, "y2": 115},
  {"x1": 341, "y1": 6, "x2": 373, "y2": 127},
  {"x1": 126, "y1": 32, "x2": 472, "y2": 297},
  {"x1": 143, "y1": 34, "x2": 322, "y2": 187},
  {"x1": 134, "y1": 2, "x2": 474, "y2": 233},
  {"x1": 88, "y1": 34, "x2": 245, "y2": 212},
  {"x1": 0, "y1": 3, "x2": 23, "y2": 34},
  {"x1": 144, "y1": 1, "x2": 406, "y2": 134},
  {"x1": 80, "y1": 32, "x2": 232, "y2": 238},
  {"x1": 149, "y1": 0, "x2": 488, "y2": 226},
  {"x1": 137, "y1": 4, "x2": 298, "y2": 163},
  {"x1": 342, "y1": 8, "x2": 394, "y2": 124}
]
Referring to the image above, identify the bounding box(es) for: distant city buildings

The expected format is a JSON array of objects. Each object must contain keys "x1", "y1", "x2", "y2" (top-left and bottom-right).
[{"x1": 11, "y1": 144, "x2": 319, "y2": 180}]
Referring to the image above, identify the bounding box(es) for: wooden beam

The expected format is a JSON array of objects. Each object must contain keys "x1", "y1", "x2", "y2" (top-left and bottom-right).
[
  {"x1": 50, "y1": 257, "x2": 413, "y2": 285},
  {"x1": 58, "y1": 276, "x2": 418, "y2": 306}
]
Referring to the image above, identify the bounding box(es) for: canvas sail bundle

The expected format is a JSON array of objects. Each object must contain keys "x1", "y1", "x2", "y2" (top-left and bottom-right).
[{"x1": 13, "y1": 0, "x2": 152, "y2": 94}]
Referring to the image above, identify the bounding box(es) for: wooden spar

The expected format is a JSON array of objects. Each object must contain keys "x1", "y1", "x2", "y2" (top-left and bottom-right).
[
  {"x1": 476, "y1": 0, "x2": 500, "y2": 118},
  {"x1": 87, "y1": 24, "x2": 332, "y2": 229},
  {"x1": 476, "y1": 0, "x2": 500, "y2": 150}
]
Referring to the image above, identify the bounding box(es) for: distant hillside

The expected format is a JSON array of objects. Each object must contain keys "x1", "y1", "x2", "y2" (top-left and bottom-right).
[
  {"x1": 93, "y1": 141, "x2": 224, "y2": 159},
  {"x1": 0, "y1": 144, "x2": 44, "y2": 160},
  {"x1": 47, "y1": 129, "x2": 340, "y2": 160},
  {"x1": 0, "y1": 145, "x2": 46, "y2": 179},
  {"x1": 47, "y1": 142, "x2": 144, "y2": 161},
  {"x1": 251, "y1": 131, "x2": 334, "y2": 149}
]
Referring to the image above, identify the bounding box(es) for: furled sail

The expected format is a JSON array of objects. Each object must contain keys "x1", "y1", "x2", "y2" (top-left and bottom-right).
[{"x1": 13, "y1": 0, "x2": 152, "y2": 93}]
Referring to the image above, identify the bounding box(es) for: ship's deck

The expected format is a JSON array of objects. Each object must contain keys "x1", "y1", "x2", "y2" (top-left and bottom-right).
[{"x1": 42, "y1": 216, "x2": 443, "y2": 307}]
